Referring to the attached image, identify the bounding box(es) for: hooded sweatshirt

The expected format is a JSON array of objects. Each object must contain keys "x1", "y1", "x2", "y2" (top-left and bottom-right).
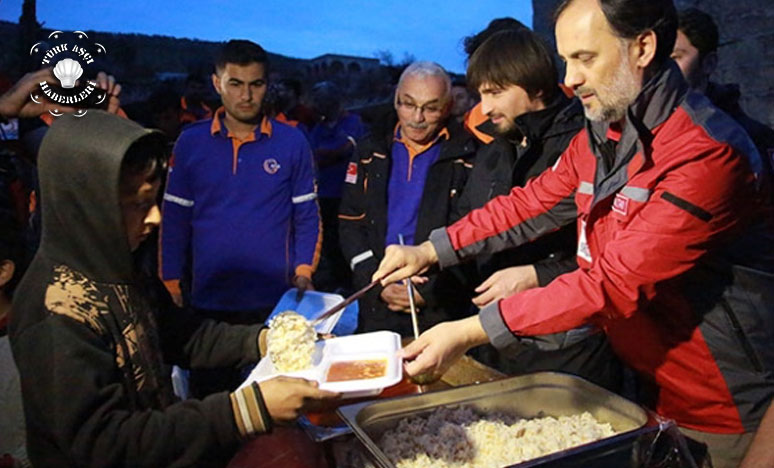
[{"x1": 10, "y1": 111, "x2": 271, "y2": 467}]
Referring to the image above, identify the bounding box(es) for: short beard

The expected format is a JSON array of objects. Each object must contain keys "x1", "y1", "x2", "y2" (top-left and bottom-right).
[
  {"x1": 584, "y1": 41, "x2": 641, "y2": 122},
  {"x1": 494, "y1": 119, "x2": 516, "y2": 137}
]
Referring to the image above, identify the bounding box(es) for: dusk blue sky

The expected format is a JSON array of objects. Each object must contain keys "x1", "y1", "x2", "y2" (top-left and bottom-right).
[{"x1": 0, "y1": 1, "x2": 533, "y2": 74}]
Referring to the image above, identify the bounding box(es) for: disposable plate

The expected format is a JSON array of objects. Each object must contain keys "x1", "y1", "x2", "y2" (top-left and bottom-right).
[{"x1": 241, "y1": 331, "x2": 402, "y2": 398}]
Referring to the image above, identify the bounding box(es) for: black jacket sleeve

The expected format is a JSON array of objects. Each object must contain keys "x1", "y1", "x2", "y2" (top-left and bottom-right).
[
  {"x1": 450, "y1": 175, "x2": 475, "y2": 224},
  {"x1": 15, "y1": 314, "x2": 244, "y2": 468},
  {"x1": 148, "y1": 276, "x2": 263, "y2": 370},
  {"x1": 534, "y1": 255, "x2": 579, "y2": 287}
]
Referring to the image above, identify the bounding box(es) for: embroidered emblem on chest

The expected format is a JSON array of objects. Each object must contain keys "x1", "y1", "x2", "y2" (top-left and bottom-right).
[
  {"x1": 612, "y1": 193, "x2": 630, "y2": 216},
  {"x1": 263, "y1": 158, "x2": 281, "y2": 175}
]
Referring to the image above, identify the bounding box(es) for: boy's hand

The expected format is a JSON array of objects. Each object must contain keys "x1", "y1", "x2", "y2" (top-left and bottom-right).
[{"x1": 259, "y1": 376, "x2": 339, "y2": 422}]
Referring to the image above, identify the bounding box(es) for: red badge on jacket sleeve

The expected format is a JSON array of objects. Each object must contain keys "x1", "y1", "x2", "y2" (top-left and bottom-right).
[{"x1": 345, "y1": 162, "x2": 358, "y2": 184}]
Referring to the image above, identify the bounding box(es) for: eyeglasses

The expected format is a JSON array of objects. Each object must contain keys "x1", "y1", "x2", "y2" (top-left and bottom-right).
[{"x1": 396, "y1": 98, "x2": 445, "y2": 117}]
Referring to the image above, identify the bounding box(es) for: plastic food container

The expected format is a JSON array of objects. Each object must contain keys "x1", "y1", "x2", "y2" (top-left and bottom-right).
[{"x1": 241, "y1": 331, "x2": 403, "y2": 398}]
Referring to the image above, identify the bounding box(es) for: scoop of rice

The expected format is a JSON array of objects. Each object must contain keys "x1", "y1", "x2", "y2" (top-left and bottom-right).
[{"x1": 267, "y1": 311, "x2": 316, "y2": 372}]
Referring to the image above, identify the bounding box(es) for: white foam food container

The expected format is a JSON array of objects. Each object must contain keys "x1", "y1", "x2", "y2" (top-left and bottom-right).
[{"x1": 240, "y1": 331, "x2": 403, "y2": 398}]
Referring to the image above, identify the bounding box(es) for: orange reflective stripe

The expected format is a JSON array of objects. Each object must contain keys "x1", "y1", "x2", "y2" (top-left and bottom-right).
[
  {"x1": 310, "y1": 210, "x2": 323, "y2": 271},
  {"x1": 338, "y1": 213, "x2": 366, "y2": 220}
]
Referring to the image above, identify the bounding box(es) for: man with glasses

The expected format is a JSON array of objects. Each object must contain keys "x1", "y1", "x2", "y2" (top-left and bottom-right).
[{"x1": 339, "y1": 61, "x2": 478, "y2": 336}]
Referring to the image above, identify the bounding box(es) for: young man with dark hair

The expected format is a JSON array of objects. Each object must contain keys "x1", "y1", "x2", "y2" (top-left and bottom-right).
[
  {"x1": 672, "y1": 7, "x2": 774, "y2": 177},
  {"x1": 10, "y1": 111, "x2": 336, "y2": 467},
  {"x1": 455, "y1": 28, "x2": 622, "y2": 392},
  {"x1": 375, "y1": 0, "x2": 774, "y2": 465},
  {"x1": 160, "y1": 39, "x2": 321, "y2": 322},
  {"x1": 671, "y1": 8, "x2": 718, "y2": 91},
  {"x1": 460, "y1": 17, "x2": 529, "y2": 145}
]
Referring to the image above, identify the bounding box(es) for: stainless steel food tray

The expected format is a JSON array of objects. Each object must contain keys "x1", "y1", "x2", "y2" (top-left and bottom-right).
[{"x1": 337, "y1": 371, "x2": 648, "y2": 468}]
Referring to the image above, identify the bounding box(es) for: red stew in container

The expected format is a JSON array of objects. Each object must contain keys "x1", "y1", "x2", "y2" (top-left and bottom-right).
[{"x1": 326, "y1": 359, "x2": 387, "y2": 382}]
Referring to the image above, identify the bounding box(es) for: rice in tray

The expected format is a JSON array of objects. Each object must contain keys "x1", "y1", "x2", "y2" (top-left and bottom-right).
[
  {"x1": 267, "y1": 311, "x2": 316, "y2": 372},
  {"x1": 378, "y1": 405, "x2": 615, "y2": 468}
]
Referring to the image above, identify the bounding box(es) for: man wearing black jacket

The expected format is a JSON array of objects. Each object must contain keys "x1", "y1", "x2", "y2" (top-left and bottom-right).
[
  {"x1": 339, "y1": 61, "x2": 477, "y2": 337},
  {"x1": 456, "y1": 29, "x2": 622, "y2": 391}
]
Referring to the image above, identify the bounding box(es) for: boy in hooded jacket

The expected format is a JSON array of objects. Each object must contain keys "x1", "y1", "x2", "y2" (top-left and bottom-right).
[{"x1": 9, "y1": 111, "x2": 337, "y2": 467}]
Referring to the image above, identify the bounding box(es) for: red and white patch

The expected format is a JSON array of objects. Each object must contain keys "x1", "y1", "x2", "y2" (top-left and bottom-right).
[
  {"x1": 263, "y1": 158, "x2": 281, "y2": 175},
  {"x1": 345, "y1": 162, "x2": 358, "y2": 184},
  {"x1": 612, "y1": 193, "x2": 629, "y2": 216}
]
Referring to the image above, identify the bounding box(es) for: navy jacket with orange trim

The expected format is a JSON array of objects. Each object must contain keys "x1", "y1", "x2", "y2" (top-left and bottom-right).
[
  {"x1": 430, "y1": 64, "x2": 774, "y2": 433},
  {"x1": 161, "y1": 108, "x2": 321, "y2": 311},
  {"x1": 339, "y1": 119, "x2": 478, "y2": 336}
]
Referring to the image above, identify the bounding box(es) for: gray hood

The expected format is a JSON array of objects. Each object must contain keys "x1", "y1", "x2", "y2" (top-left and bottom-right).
[{"x1": 36, "y1": 111, "x2": 165, "y2": 283}]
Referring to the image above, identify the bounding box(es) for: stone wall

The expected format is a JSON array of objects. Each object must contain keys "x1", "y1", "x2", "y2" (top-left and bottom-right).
[{"x1": 531, "y1": 0, "x2": 774, "y2": 128}]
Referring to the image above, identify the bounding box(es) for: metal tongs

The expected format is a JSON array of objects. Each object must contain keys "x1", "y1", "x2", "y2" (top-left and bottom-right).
[
  {"x1": 398, "y1": 234, "x2": 438, "y2": 393},
  {"x1": 310, "y1": 277, "x2": 383, "y2": 327},
  {"x1": 398, "y1": 234, "x2": 421, "y2": 340},
  {"x1": 398, "y1": 235, "x2": 434, "y2": 387}
]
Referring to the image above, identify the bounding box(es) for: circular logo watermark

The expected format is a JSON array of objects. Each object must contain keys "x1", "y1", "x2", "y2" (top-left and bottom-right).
[{"x1": 29, "y1": 30, "x2": 108, "y2": 117}]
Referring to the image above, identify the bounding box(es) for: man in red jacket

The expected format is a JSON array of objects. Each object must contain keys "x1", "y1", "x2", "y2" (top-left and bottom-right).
[{"x1": 373, "y1": 0, "x2": 774, "y2": 466}]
